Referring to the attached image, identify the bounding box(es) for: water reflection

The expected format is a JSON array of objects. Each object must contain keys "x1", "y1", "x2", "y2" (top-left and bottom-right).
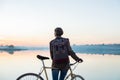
[
  {"x1": 0, "y1": 46, "x2": 48, "y2": 54},
  {"x1": 0, "y1": 50, "x2": 120, "y2": 80},
  {"x1": 0, "y1": 45, "x2": 28, "y2": 54},
  {"x1": 0, "y1": 50, "x2": 23, "y2": 54}
]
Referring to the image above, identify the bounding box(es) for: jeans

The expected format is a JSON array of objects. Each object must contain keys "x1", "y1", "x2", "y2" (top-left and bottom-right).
[{"x1": 52, "y1": 69, "x2": 68, "y2": 80}]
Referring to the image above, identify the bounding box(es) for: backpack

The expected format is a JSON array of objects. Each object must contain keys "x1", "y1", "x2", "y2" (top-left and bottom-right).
[{"x1": 51, "y1": 37, "x2": 69, "y2": 63}]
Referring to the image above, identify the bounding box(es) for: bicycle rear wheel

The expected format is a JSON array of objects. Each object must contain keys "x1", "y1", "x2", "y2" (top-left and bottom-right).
[
  {"x1": 71, "y1": 74, "x2": 84, "y2": 80},
  {"x1": 16, "y1": 73, "x2": 44, "y2": 80}
]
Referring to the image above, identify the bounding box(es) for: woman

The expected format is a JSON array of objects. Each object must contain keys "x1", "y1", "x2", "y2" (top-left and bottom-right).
[{"x1": 50, "y1": 27, "x2": 83, "y2": 80}]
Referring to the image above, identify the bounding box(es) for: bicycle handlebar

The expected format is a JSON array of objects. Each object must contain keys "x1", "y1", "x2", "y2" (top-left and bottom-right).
[
  {"x1": 70, "y1": 61, "x2": 78, "y2": 66},
  {"x1": 70, "y1": 60, "x2": 83, "y2": 66},
  {"x1": 37, "y1": 55, "x2": 83, "y2": 66}
]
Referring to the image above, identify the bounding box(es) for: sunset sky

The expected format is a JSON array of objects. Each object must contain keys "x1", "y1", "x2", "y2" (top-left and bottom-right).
[{"x1": 0, "y1": 0, "x2": 120, "y2": 46}]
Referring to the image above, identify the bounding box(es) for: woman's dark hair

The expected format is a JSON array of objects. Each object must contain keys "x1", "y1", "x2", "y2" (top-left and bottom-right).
[{"x1": 55, "y1": 27, "x2": 63, "y2": 36}]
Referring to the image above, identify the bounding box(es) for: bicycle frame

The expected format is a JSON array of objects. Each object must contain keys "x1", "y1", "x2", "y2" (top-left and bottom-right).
[
  {"x1": 17, "y1": 55, "x2": 84, "y2": 80},
  {"x1": 38, "y1": 59, "x2": 78, "y2": 80},
  {"x1": 38, "y1": 60, "x2": 50, "y2": 80}
]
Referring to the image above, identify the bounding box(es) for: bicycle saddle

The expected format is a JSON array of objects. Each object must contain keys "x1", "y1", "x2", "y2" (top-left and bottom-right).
[{"x1": 37, "y1": 55, "x2": 49, "y2": 60}]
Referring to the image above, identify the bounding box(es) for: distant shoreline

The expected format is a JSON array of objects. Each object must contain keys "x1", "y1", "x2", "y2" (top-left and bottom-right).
[{"x1": 0, "y1": 44, "x2": 120, "y2": 55}]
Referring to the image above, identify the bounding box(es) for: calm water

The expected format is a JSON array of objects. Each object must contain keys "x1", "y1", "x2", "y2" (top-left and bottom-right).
[{"x1": 0, "y1": 50, "x2": 120, "y2": 80}]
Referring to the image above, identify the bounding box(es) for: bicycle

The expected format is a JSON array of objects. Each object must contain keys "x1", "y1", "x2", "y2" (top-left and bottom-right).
[{"x1": 16, "y1": 55, "x2": 84, "y2": 80}]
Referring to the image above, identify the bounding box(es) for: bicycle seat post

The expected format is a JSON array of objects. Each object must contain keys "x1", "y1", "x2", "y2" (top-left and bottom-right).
[{"x1": 41, "y1": 60, "x2": 49, "y2": 80}]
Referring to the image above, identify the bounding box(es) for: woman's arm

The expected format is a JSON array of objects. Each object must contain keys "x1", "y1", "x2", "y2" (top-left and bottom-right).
[
  {"x1": 50, "y1": 41, "x2": 53, "y2": 59},
  {"x1": 67, "y1": 39, "x2": 83, "y2": 62}
]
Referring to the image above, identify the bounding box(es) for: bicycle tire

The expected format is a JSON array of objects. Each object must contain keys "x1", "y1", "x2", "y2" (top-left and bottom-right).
[
  {"x1": 71, "y1": 74, "x2": 85, "y2": 80},
  {"x1": 16, "y1": 73, "x2": 44, "y2": 80}
]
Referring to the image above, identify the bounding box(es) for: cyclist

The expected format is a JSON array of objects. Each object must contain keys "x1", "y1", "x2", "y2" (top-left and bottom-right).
[{"x1": 50, "y1": 27, "x2": 83, "y2": 80}]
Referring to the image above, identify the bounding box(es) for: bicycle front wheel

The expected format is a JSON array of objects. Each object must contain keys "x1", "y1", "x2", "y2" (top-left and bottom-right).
[
  {"x1": 71, "y1": 74, "x2": 84, "y2": 80},
  {"x1": 16, "y1": 73, "x2": 44, "y2": 80}
]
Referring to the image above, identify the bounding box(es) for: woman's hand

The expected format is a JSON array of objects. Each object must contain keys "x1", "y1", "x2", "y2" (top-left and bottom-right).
[{"x1": 77, "y1": 58, "x2": 83, "y2": 63}]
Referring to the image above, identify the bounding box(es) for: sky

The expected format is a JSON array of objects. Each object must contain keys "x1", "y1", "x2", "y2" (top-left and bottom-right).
[{"x1": 0, "y1": 0, "x2": 120, "y2": 46}]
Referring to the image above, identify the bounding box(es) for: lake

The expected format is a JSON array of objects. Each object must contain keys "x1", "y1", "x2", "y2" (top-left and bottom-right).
[{"x1": 0, "y1": 50, "x2": 120, "y2": 80}]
